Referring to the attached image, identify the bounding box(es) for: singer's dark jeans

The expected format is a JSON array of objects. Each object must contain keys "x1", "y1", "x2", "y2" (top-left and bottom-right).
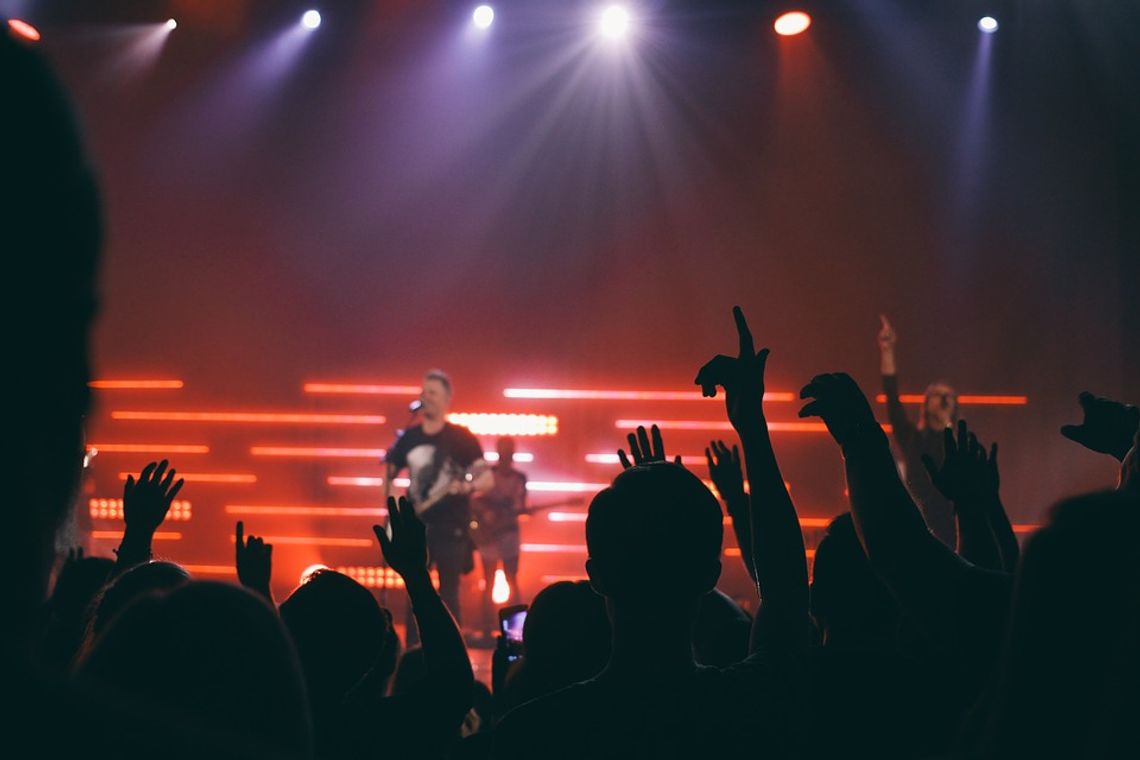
[{"x1": 404, "y1": 526, "x2": 468, "y2": 644}]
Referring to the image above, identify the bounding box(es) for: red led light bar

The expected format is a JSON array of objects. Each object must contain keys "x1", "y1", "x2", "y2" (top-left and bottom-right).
[
  {"x1": 303, "y1": 383, "x2": 421, "y2": 395},
  {"x1": 250, "y1": 446, "x2": 387, "y2": 459},
  {"x1": 113, "y1": 410, "x2": 385, "y2": 425},
  {"x1": 225, "y1": 505, "x2": 388, "y2": 518},
  {"x1": 88, "y1": 443, "x2": 209, "y2": 454},
  {"x1": 503, "y1": 388, "x2": 796, "y2": 402},
  {"x1": 874, "y1": 394, "x2": 1028, "y2": 405},
  {"x1": 118, "y1": 472, "x2": 256, "y2": 484}
]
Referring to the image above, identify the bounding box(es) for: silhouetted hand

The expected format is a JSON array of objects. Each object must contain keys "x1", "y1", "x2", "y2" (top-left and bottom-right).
[
  {"x1": 235, "y1": 521, "x2": 273, "y2": 602},
  {"x1": 798, "y1": 373, "x2": 880, "y2": 447},
  {"x1": 921, "y1": 421, "x2": 995, "y2": 507},
  {"x1": 694, "y1": 306, "x2": 770, "y2": 435},
  {"x1": 122, "y1": 460, "x2": 184, "y2": 535},
  {"x1": 617, "y1": 424, "x2": 682, "y2": 469},
  {"x1": 706, "y1": 440, "x2": 745, "y2": 503},
  {"x1": 373, "y1": 496, "x2": 428, "y2": 579},
  {"x1": 1061, "y1": 392, "x2": 1140, "y2": 461}
]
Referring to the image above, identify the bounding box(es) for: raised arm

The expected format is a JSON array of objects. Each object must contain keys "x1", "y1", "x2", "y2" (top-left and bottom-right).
[
  {"x1": 921, "y1": 422, "x2": 1003, "y2": 571},
  {"x1": 372, "y1": 497, "x2": 472, "y2": 726},
  {"x1": 112, "y1": 460, "x2": 184, "y2": 575},
  {"x1": 981, "y1": 442, "x2": 1020, "y2": 572},
  {"x1": 1061, "y1": 391, "x2": 1139, "y2": 462},
  {"x1": 799, "y1": 373, "x2": 968, "y2": 647},
  {"x1": 706, "y1": 440, "x2": 756, "y2": 584},
  {"x1": 878, "y1": 315, "x2": 917, "y2": 449},
  {"x1": 235, "y1": 521, "x2": 274, "y2": 603},
  {"x1": 696, "y1": 306, "x2": 809, "y2": 656}
]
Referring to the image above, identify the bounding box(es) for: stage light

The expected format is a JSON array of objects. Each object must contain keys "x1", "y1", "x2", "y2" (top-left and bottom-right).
[
  {"x1": 599, "y1": 5, "x2": 630, "y2": 39},
  {"x1": 165, "y1": 19, "x2": 178, "y2": 31},
  {"x1": 473, "y1": 5, "x2": 494, "y2": 29},
  {"x1": 977, "y1": 16, "x2": 998, "y2": 33},
  {"x1": 491, "y1": 569, "x2": 510, "y2": 604},
  {"x1": 773, "y1": 11, "x2": 811, "y2": 36},
  {"x1": 301, "y1": 10, "x2": 321, "y2": 30},
  {"x1": 300, "y1": 564, "x2": 329, "y2": 583},
  {"x1": 7, "y1": 19, "x2": 41, "y2": 42}
]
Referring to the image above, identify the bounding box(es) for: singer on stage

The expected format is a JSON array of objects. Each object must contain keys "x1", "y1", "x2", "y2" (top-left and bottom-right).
[{"x1": 385, "y1": 369, "x2": 492, "y2": 634}]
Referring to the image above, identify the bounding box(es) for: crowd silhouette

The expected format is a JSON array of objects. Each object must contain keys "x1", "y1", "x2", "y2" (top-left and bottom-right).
[{"x1": 4, "y1": 28, "x2": 1139, "y2": 760}]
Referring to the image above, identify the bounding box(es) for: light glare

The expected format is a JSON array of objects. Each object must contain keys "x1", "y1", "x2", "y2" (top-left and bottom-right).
[
  {"x1": 599, "y1": 6, "x2": 630, "y2": 39},
  {"x1": 165, "y1": 19, "x2": 178, "y2": 31},
  {"x1": 774, "y1": 11, "x2": 812, "y2": 36},
  {"x1": 8, "y1": 19, "x2": 41, "y2": 42},
  {"x1": 473, "y1": 5, "x2": 494, "y2": 29},
  {"x1": 978, "y1": 16, "x2": 999, "y2": 33},
  {"x1": 301, "y1": 10, "x2": 321, "y2": 30}
]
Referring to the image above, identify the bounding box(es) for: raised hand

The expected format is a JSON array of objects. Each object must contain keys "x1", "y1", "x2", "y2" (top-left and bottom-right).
[
  {"x1": 373, "y1": 496, "x2": 428, "y2": 579},
  {"x1": 123, "y1": 460, "x2": 184, "y2": 534},
  {"x1": 694, "y1": 306, "x2": 770, "y2": 434},
  {"x1": 617, "y1": 424, "x2": 682, "y2": 469},
  {"x1": 921, "y1": 421, "x2": 994, "y2": 506},
  {"x1": 877, "y1": 314, "x2": 897, "y2": 351},
  {"x1": 235, "y1": 521, "x2": 273, "y2": 602},
  {"x1": 706, "y1": 440, "x2": 745, "y2": 503},
  {"x1": 798, "y1": 373, "x2": 880, "y2": 447},
  {"x1": 1060, "y1": 391, "x2": 1140, "y2": 461}
]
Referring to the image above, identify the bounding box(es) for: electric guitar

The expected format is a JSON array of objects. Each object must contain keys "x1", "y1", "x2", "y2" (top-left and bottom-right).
[{"x1": 468, "y1": 497, "x2": 585, "y2": 549}]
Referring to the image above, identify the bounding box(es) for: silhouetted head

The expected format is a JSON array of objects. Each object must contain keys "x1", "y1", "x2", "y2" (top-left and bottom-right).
[
  {"x1": 504, "y1": 581, "x2": 610, "y2": 706},
  {"x1": 496, "y1": 436, "x2": 516, "y2": 465},
  {"x1": 84, "y1": 560, "x2": 191, "y2": 649},
  {"x1": 279, "y1": 569, "x2": 393, "y2": 708},
  {"x1": 919, "y1": 381, "x2": 958, "y2": 431},
  {"x1": 586, "y1": 465, "x2": 723, "y2": 607},
  {"x1": 77, "y1": 581, "x2": 312, "y2": 757},
  {"x1": 38, "y1": 556, "x2": 115, "y2": 674},
  {"x1": 984, "y1": 490, "x2": 1140, "y2": 758},
  {"x1": 2, "y1": 31, "x2": 102, "y2": 641},
  {"x1": 810, "y1": 513, "x2": 898, "y2": 647}
]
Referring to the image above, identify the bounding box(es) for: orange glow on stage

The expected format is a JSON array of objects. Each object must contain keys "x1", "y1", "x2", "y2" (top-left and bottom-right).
[
  {"x1": 89, "y1": 379, "x2": 184, "y2": 389},
  {"x1": 117, "y1": 472, "x2": 257, "y2": 484},
  {"x1": 250, "y1": 446, "x2": 387, "y2": 459},
  {"x1": 303, "y1": 382, "x2": 422, "y2": 395},
  {"x1": 491, "y1": 568, "x2": 511, "y2": 604},
  {"x1": 181, "y1": 564, "x2": 236, "y2": 576},
  {"x1": 112, "y1": 410, "x2": 385, "y2": 425},
  {"x1": 447, "y1": 413, "x2": 558, "y2": 436},
  {"x1": 526, "y1": 481, "x2": 608, "y2": 493},
  {"x1": 326, "y1": 476, "x2": 410, "y2": 488}
]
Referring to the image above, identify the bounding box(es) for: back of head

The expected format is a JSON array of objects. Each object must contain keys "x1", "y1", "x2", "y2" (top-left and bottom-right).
[
  {"x1": 77, "y1": 581, "x2": 312, "y2": 757},
  {"x1": 87, "y1": 560, "x2": 191, "y2": 641},
  {"x1": 810, "y1": 513, "x2": 897, "y2": 645},
  {"x1": 506, "y1": 581, "x2": 610, "y2": 706},
  {"x1": 585, "y1": 465, "x2": 723, "y2": 604},
  {"x1": 984, "y1": 490, "x2": 1140, "y2": 757},
  {"x1": 1, "y1": 30, "x2": 102, "y2": 641},
  {"x1": 279, "y1": 569, "x2": 390, "y2": 705}
]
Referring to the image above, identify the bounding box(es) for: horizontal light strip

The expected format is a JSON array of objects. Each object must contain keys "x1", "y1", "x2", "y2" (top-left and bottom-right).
[
  {"x1": 88, "y1": 443, "x2": 209, "y2": 454},
  {"x1": 118, "y1": 472, "x2": 257, "y2": 484},
  {"x1": 92, "y1": 530, "x2": 182, "y2": 540},
  {"x1": 586, "y1": 453, "x2": 711, "y2": 466},
  {"x1": 304, "y1": 383, "x2": 421, "y2": 395},
  {"x1": 250, "y1": 446, "x2": 387, "y2": 459},
  {"x1": 540, "y1": 575, "x2": 589, "y2": 584},
  {"x1": 90, "y1": 498, "x2": 191, "y2": 521},
  {"x1": 326, "y1": 476, "x2": 410, "y2": 488},
  {"x1": 526, "y1": 481, "x2": 608, "y2": 493},
  {"x1": 725, "y1": 547, "x2": 816, "y2": 558},
  {"x1": 483, "y1": 451, "x2": 534, "y2": 463},
  {"x1": 113, "y1": 410, "x2": 385, "y2": 425},
  {"x1": 520, "y1": 543, "x2": 589, "y2": 554},
  {"x1": 231, "y1": 535, "x2": 374, "y2": 547},
  {"x1": 503, "y1": 388, "x2": 797, "y2": 402},
  {"x1": 615, "y1": 419, "x2": 892, "y2": 434},
  {"x1": 1012, "y1": 524, "x2": 1038, "y2": 534},
  {"x1": 547, "y1": 512, "x2": 833, "y2": 529},
  {"x1": 89, "y1": 379, "x2": 184, "y2": 390},
  {"x1": 182, "y1": 564, "x2": 236, "y2": 576},
  {"x1": 448, "y1": 413, "x2": 558, "y2": 436},
  {"x1": 875, "y1": 393, "x2": 1028, "y2": 406},
  {"x1": 225, "y1": 505, "x2": 388, "y2": 517},
  {"x1": 337, "y1": 566, "x2": 441, "y2": 589}
]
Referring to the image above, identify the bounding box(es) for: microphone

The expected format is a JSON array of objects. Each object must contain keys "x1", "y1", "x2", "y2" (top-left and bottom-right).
[{"x1": 408, "y1": 399, "x2": 423, "y2": 413}]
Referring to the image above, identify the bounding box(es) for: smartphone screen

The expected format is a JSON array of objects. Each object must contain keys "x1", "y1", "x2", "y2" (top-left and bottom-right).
[{"x1": 499, "y1": 604, "x2": 527, "y2": 661}]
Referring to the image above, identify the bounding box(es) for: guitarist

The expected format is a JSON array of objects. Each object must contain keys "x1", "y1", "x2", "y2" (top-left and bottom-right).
[
  {"x1": 471, "y1": 436, "x2": 528, "y2": 637},
  {"x1": 385, "y1": 369, "x2": 491, "y2": 634}
]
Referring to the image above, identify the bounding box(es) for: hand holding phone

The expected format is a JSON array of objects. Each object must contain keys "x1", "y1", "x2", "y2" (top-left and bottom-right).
[{"x1": 498, "y1": 604, "x2": 528, "y2": 662}]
